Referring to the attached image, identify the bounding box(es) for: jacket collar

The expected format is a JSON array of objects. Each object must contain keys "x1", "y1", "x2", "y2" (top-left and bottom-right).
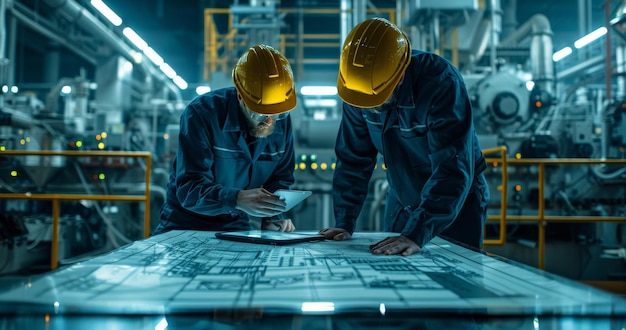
[
  {"x1": 394, "y1": 58, "x2": 416, "y2": 110},
  {"x1": 222, "y1": 91, "x2": 244, "y2": 132}
]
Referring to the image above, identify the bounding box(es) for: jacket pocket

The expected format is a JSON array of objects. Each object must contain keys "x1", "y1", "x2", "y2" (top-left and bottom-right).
[
  {"x1": 213, "y1": 146, "x2": 245, "y2": 159},
  {"x1": 398, "y1": 123, "x2": 427, "y2": 139}
]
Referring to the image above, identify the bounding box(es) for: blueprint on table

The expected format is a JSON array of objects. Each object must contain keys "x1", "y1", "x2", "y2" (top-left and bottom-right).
[{"x1": 0, "y1": 230, "x2": 624, "y2": 315}]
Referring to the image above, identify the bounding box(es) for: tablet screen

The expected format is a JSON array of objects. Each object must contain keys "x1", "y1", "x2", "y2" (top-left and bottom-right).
[{"x1": 273, "y1": 189, "x2": 312, "y2": 212}]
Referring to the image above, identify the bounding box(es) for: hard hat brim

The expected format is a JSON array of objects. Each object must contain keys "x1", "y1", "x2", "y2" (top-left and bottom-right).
[
  {"x1": 337, "y1": 74, "x2": 400, "y2": 108},
  {"x1": 244, "y1": 93, "x2": 296, "y2": 115}
]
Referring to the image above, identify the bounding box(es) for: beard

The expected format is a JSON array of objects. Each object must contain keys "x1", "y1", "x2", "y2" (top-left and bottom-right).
[{"x1": 247, "y1": 117, "x2": 276, "y2": 137}]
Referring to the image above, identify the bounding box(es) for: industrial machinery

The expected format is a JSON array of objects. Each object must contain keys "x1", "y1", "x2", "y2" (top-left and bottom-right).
[
  {"x1": 0, "y1": 0, "x2": 182, "y2": 272},
  {"x1": 0, "y1": 0, "x2": 624, "y2": 287}
]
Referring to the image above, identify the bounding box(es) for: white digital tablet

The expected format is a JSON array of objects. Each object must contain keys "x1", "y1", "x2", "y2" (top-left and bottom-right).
[
  {"x1": 215, "y1": 230, "x2": 325, "y2": 246},
  {"x1": 273, "y1": 189, "x2": 312, "y2": 212}
]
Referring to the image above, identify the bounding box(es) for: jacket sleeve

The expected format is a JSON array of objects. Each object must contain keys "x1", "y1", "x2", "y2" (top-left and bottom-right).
[
  {"x1": 402, "y1": 67, "x2": 475, "y2": 248},
  {"x1": 173, "y1": 102, "x2": 240, "y2": 216},
  {"x1": 332, "y1": 103, "x2": 379, "y2": 233}
]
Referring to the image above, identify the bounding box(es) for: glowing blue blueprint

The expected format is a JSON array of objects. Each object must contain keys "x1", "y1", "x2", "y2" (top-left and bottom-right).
[{"x1": 0, "y1": 230, "x2": 624, "y2": 316}]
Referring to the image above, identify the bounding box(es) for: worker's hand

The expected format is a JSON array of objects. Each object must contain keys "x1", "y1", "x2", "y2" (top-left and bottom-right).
[
  {"x1": 261, "y1": 219, "x2": 295, "y2": 232},
  {"x1": 236, "y1": 188, "x2": 286, "y2": 217},
  {"x1": 369, "y1": 235, "x2": 421, "y2": 256},
  {"x1": 318, "y1": 228, "x2": 352, "y2": 241}
]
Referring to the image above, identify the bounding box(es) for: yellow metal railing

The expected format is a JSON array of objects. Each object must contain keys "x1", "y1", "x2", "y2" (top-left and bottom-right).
[
  {"x1": 0, "y1": 150, "x2": 152, "y2": 270},
  {"x1": 204, "y1": 8, "x2": 232, "y2": 81},
  {"x1": 481, "y1": 146, "x2": 508, "y2": 245},
  {"x1": 483, "y1": 155, "x2": 626, "y2": 270},
  {"x1": 203, "y1": 7, "x2": 396, "y2": 81}
]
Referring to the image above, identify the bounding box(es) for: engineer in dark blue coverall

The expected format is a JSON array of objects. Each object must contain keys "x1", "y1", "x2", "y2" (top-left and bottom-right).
[
  {"x1": 319, "y1": 18, "x2": 489, "y2": 256},
  {"x1": 153, "y1": 45, "x2": 297, "y2": 235}
]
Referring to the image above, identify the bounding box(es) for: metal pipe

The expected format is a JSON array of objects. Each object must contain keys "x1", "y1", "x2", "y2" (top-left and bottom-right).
[
  {"x1": 38, "y1": 0, "x2": 181, "y2": 100},
  {"x1": 42, "y1": 0, "x2": 136, "y2": 63},
  {"x1": 489, "y1": 0, "x2": 499, "y2": 73},
  {"x1": 616, "y1": 44, "x2": 626, "y2": 99},
  {"x1": 0, "y1": 0, "x2": 7, "y2": 107},
  {"x1": 7, "y1": 14, "x2": 16, "y2": 87},
  {"x1": 0, "y1": 0, "x2": 6, "y2": 59},
  {"x1": 340, "y1": 0, "x2": 351, "y2": 45},
  {"x1": 501, "y1": 0, "x2": 517, "y2": 40},
  {"x1": 8, "y1": 6, "x2": 96, "y2": 65},
  {"x1": 353, "y1": 0, "x2": 365, "y2": 27},
  {"x1": 604, "y1": 0, "x2": 612, "y2": 100},
  {"x1": 0, "y1": 108, "x2": 34, "y2": 128},
  {"x1": 500, "y1": 13, "x2": 554, "y2": 95},
  {"x1": 577, "y1": 0, "x2": 592, "y2": 47}
]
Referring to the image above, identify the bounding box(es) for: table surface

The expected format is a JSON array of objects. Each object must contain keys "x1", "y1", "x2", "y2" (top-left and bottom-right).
[{"x1": 0, "y1": 230, "x2": 625, "y2": 329}]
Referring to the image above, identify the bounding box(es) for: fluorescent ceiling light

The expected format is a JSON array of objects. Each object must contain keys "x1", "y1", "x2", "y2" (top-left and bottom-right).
[
  {"x1": 610, "y1": 1, "x2": 626, "y2": 26},
  {"x1": 122, "y1": 27, "x2": 148, "y2": 51},
  {"x1": 574, "y1": 27, "x2": 607, "y2": 49},
  {"x1": 552, "y1": 47, "x2": 572, "y2": 62},
  {"x1": 121, "y1": 24, "x2": 187, "y2": 90},
  {"x1": 155, "y1": 318, "x2": 168, "y2": 330},
  {"x1": 300, "y1": 86, "x2": 337, "y2": 96},
  {"x1": 173, "y1": 76, "x2": 188, "y2": 90},
  {"x1": 313, "y1": 110, "x2": 327, "y2": 120},
  {"x1": 159, "y1": 63, "x2": 177, "y2": 79},
  {"x1": 301, "y1": 302, "x2": 335, "y2": 312},
  {"x1": 610, "y1": 17, "x2": 621, "y2": 25},
  {"x1": 90, "y1": 0, "x2": 122, "y2": 26},
  {"x1": 143, "y1": 47, "x2": 164, "y2": 66},
  {"x1": 195, "y1": 86, "x2": 212, "y2": 95},
  {"x1": 304, "y1": 98, "x2": 337, "y2": 108}
]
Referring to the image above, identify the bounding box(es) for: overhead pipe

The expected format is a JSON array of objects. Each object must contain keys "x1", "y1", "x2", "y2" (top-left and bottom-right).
[
  {"x1": 499, "y1": 13, "x2": 554, "y2": 95},
  {"x1": 8, "y1": 6, "x2": 96, "y2": 65},
  {"x1": 489, "y1": 0, "x2": 500, "y2": 74},
  {"x1": 18, "y1": 0, "x2": 181, "y2": 100},
  {"x1": 500, "y1": 0, "x2": 517, "y2": 40},
  {"x1": 42, "y1": 0, "x2": 136, "y2": 60},
  {"x1": 42, "y1": 0, "x2": 181, "y2": 100}
]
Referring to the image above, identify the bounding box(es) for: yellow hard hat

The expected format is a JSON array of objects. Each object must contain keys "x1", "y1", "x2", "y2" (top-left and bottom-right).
[
  {"x1": 337, "y1": 18, "x2": 411, "y2": 108},
  {"x1": 233, "y1": 44, "x2": 296, "y2": 115}
]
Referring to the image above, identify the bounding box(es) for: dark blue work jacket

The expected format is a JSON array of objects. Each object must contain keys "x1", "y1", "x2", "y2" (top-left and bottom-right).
[
  {"x1": 154, "y1": 87, "x2": 295, "y2": 234},
  {"x1": 333, "y1": 50, "x2": 489, "y2": 249}
]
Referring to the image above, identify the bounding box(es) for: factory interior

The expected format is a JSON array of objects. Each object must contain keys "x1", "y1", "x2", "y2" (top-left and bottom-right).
[{"x1": 0, "y1": 0, "x2": 625, "y2": 329}]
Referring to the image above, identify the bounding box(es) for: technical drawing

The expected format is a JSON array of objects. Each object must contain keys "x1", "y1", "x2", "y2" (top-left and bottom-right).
[{"x1": 0, "y1": 230, "x2": 624, "y2": 316}]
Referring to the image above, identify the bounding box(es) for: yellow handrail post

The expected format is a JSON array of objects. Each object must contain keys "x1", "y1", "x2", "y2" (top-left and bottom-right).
[
  {"x1": 482, "y1": 145, "x2": 508, "y2": 245},
  {"x1": 538, "y1": 163, "x2": 546, "y2": 270},
  {"x1": 500, "y1": 147, "x2": 508, "y2": 243},
  {"x1": 51, "y1": 199, "x2": 60, "y2": 270},
  {"x1": 144, "y1": 153, "x2": 152, "y2": 238},
  {"x1": 0, "y1": 150, "x2": 152, "y2": 270}
]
